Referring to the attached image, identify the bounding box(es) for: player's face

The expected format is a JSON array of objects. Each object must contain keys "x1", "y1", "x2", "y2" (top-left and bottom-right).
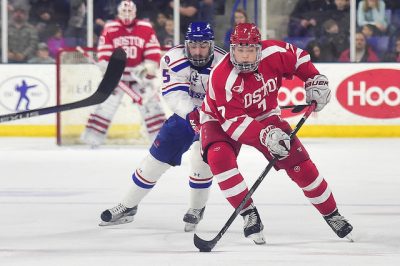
[
  {"x1": 232, "y1": 45, "x2": 258, "y2": 64},
  {"x1": 187, "y1": 41, "x2": 211, "y2": 61}
]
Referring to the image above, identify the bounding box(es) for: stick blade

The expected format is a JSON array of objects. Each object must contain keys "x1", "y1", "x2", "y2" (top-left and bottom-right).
[
  {"x1": 96, "y1": 47, "x2": 127, "y2": 102},
  {"x1": 194, "y1": 233, "x2": 217, "y2": 252}
]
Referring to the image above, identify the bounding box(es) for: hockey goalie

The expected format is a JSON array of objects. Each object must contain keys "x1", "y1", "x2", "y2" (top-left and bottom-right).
[{"x1": 81, "y1": 0, "x2": 167, "y2": 146}]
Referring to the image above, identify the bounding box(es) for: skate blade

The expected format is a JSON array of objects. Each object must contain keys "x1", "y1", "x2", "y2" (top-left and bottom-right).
[
  {"x1": 184, "y1": 223, "x2": 197, "y2": 232},
  {"x1": 98, "y1": 216, "x2": 134, "y2": 226},
  {"x1": 247, "y1": 232, "x2": 266, "y2": 245},
  {"x1": 345, "y1": 232, "x2": 354, "y2": 242}
]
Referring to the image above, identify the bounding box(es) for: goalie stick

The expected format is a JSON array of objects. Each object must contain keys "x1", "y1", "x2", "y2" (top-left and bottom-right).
[
  {"x1": 0, "y1": 47, "x2": 126, "y2": 123},
  {"x1": 193, "y1": 101, "x2": 317, "y2": 252},
  {"x1": 76, "y1": 46, "x2": 143, "y2": 105}
]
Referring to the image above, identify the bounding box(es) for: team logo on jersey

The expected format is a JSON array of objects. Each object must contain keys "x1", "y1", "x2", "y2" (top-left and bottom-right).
[
  {"x1": 254, "y1": 72, "x2": 263, "y2": 81},
  {"x1": 164, "y1": 55, "x2": 170, "y2": 64},
  {"x1": 0, "y1": 76, "x2": 49, "y2": 112},
  {"x1": 232, "y1": 79, "x2": 244, "y2": 93}
]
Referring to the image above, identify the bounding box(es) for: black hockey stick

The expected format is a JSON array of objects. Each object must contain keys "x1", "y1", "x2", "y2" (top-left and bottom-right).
[
  {"x1": 194, "y1": 101, "x2": 317, "y2": 252},
  {"x1": 0, "y1": 47, "x2": 127, "y2": 123},
  {"x1": 280, "y1": 104, "x2": 311, "y2": 113}
]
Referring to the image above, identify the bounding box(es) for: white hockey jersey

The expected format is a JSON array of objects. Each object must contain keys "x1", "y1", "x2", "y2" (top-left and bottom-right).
[{"x1": 160, "y1": 45, "x2": 226, "y2": 119}]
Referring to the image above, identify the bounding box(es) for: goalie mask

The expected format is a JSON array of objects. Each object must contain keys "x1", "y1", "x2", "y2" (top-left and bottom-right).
[
  {"x1": 230, "y1": 23, "x2": 262, "y2": 73},
  {"x1": 185, "y1": 22, "x2": 215, "y2": 67},
  {"x1": 118, "y1": 0, "x2": 136, "y2": 26}
]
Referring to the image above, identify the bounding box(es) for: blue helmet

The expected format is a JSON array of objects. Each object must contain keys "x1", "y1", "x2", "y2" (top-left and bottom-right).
[{"x1": 185, "y1": 22, "x2": 215, "y2": 67}]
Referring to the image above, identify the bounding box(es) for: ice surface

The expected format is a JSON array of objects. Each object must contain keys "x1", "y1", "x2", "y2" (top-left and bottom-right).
[{"x1": 0, "y1": 137, "x2": 399, "y2": 265}]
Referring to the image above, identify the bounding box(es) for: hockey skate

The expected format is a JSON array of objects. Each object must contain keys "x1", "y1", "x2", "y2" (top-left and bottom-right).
[
  {"x1": 183, "y1": 207, "x2": 205, "y2": 232},
  {"x1": 324, "y1": 210, "x2": 354, "y2": 241},
  {"x1": 99, "y1": 203, "x2": 138, "y2": 226},
  {"x1": 241, "y1": 207, "x2": 266, "y2": 245}
]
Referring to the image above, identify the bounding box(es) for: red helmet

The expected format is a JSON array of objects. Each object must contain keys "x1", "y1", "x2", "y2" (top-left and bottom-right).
[
  {"x1": 230, "y1": 23, "x2": 262, "y2": 72},
  {"x1": 230, "y1": 23, "x2": 261, "y2": 45}
]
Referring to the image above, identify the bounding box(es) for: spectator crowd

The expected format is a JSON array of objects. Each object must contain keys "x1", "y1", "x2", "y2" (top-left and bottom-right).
[{"x1": 1, "y1": 0, "x2": 400, "y2": 63}]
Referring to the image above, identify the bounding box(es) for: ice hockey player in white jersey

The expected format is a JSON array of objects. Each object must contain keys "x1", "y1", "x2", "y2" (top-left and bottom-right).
[
  {"x1": 81, "y1": 0, "x2": 166, "y2": 146},
  {"x1": 98, "y1": 22, "x2": 226, "y2": 231}
]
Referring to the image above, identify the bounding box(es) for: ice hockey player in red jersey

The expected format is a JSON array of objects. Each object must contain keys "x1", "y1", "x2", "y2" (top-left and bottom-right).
[
  {"x1": 81, "y1": 0, "x2": 166, "y2": 146},
  {"x1": 200, "y1": 22, "x2": 353, "y2": 244}
]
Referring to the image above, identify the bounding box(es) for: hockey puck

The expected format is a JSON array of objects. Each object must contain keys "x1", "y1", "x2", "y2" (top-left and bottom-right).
[{"x1": 199, "y1": 248, "x2": 212, "y2": 252}]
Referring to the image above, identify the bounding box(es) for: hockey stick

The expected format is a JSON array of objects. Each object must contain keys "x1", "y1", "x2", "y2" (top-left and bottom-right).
[
  {"x1": 0, "y1": 48, "x2": 126, "y2": 123},
  {"x1": 280, "y1": 104, "x2": 311, "y2": 113},
  {"x1": 194, "y1": 101, "x2": 317, "y2": 252},
  {"x1": 76, "y1": 46, "x2": 143, "y2": 105}
]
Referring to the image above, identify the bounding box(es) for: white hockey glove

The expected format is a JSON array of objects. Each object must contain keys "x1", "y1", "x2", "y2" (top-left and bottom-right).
[
  {"x1": 132, "y1": 60, "x2": 158, "y2": 80},
  {"x1": 260, "y1": 126, "x2": 291, "y2": 160},
  {"x1": 305, "y1": 74, "x2": 331, "y2": 112}
]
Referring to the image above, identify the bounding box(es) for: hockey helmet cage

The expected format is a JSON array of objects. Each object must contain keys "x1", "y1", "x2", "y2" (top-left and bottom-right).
[
  {"x1": 184, "y1": 22, "x2": 215, "y2": 67},
  {"x1": 230, "y1": 23, "x2": 262, "y2": 72}
]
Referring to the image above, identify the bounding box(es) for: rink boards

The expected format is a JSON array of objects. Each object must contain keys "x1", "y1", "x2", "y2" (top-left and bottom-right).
[{"x1": 0, "y1": 63, "x2": 399, "y2": 138}]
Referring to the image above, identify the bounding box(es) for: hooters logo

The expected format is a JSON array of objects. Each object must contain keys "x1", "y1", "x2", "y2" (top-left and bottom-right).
[
  {"x1": 279, "y1": 77, "x2": 306, "y2": 118},
  {"x1": 337, "y1": 69, "x2": 400, "y2": 119}
]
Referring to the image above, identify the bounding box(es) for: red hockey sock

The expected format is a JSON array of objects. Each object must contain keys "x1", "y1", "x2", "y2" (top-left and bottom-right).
[
  {"x1": 207, "y1": 142, "x2": 253, "y2": 209},
  {"x1": 286, "y1": 159, "x2": 337, "y2": 215}
]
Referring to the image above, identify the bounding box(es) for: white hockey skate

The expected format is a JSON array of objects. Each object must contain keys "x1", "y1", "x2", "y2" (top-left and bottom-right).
[
  {"x1": 99, "y1": 203, "x2": 138, "y2": 226},
  {"x1": 242, "y1": 207, "x2": 266, "y2": 245},
  {"x1": 183, "y1": 207, "x2": 205, "y2": 232}
]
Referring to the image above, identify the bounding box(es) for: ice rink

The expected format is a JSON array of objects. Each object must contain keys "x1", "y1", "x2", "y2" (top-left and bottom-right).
[{"x1": 1, "y1": 137, "x2": 399, "y2": 266}]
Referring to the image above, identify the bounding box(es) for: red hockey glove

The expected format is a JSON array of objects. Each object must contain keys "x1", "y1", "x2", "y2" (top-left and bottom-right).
[{"x1": 186, "y1": 108, "x2": 200, "y2": 134}]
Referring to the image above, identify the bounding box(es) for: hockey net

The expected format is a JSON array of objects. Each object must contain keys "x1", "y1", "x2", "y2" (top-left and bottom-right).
[{"x1": 56, "y1": 47, "x2": 151, "y2": 146}]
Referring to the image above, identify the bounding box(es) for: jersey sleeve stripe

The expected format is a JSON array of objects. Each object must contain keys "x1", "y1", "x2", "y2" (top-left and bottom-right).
[
  {"x1": 143, "y1": 49, "x2": 161, "y2": 56},
  {"x1": 97, "y1": 51, "x2": 113, "y2": 58},
  {"x1": 145, "y1": 42, "x2": 160, "y2": 48},
  {"x1": 98, "y1": 44, "x2": 114, "y2": 50},
  {"x1": 169, "y1": 58, "x2": 186, "y2": 67},
  {"x1": 161, "y1": 86, "x2": 189, "y2": 96},
  {"x1": 171, "y1": 61, "x2": 191, "y2": 72},
  {"x1": 295, "y1": 53, "x2": 311, "y2": 70},
  {"x1": 162, "y1": 82, "x2": 191, "y2": 90}
]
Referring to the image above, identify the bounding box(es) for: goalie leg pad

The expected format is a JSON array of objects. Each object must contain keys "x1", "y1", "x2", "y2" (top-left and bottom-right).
[
  {"x1": 188, "y1": 141, "x2": 213, "y2": 209},
  {"x1": 207, "y1": 142, "x2": 253, "y2": 210},
  {"x1": 81, "y1": 87, "x2": 124, "y2": 146},
  {"x1": 121, "y1": 153, "x2": 171, "y2": 208},
  {"x1": 137, "y1": 95, "x2": 167, "y2": 142},
  {"x1": 286, "y1": 159, "x2": 337, "y2": 215}
]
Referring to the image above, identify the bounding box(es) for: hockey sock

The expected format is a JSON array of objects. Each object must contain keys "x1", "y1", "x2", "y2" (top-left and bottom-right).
[
  {"x1": 207, "y1": 142, "x2": 253, "y2": 212},
  {"x1": 286, "y1": 159, "x2": 337, "y2": 215},
  {"x1": 188, "y1": 142, "x2": 213, "y2": 209},
  {"x1": 121, "y1": 154, "x2": 170, "y2": 208}
]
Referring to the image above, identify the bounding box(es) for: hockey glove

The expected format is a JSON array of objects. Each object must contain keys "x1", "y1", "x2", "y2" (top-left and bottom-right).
[
  {"x1": 186, "y1": 108, "x2": 200, "y2": 134},
  {"x1": 260, "y1": 126, "x2": 290, "y2": 160},
  {"x1": 305, "y1": 74, "x2": 331, "y2": 112}
]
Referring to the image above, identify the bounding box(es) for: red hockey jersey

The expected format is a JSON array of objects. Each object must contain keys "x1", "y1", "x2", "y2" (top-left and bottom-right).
[
  {"x1": 97, "y1": 19, "x2": 161, "y2": 68},
  {"x1": 202, "y1": 40, "x2": 319, "y2": 147}
]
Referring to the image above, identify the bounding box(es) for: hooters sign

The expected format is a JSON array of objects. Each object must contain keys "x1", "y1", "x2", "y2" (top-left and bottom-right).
[
  {"x1": 336, "y1": 69, "x2": 400, "y2": 119},
  {"x1": 279, "y1": 77, "x2": 306, "y2": 118}
]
